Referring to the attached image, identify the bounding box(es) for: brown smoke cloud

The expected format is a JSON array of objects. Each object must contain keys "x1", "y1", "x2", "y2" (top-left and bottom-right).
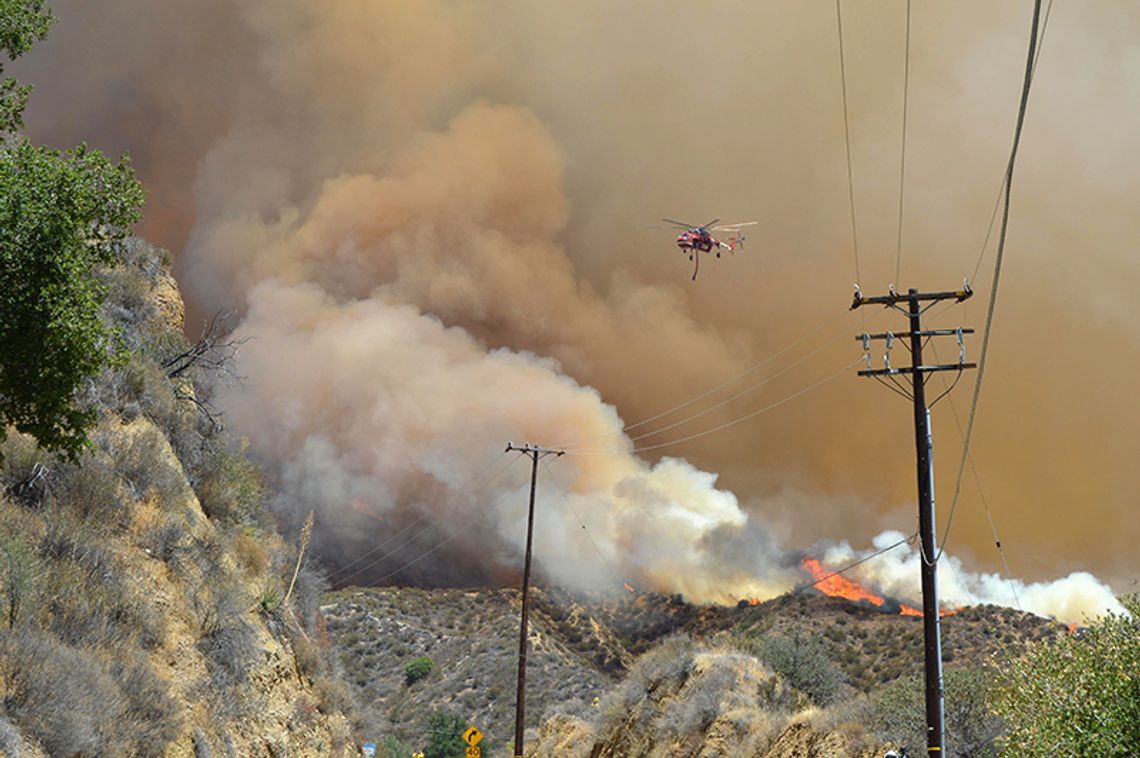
[{"x1": 17, "y1": 0, "x2": 1138, "y2": 618}]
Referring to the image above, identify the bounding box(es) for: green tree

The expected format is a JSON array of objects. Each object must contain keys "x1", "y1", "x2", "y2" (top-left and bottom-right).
[
  {"x1": 0, "y1": 0, "x2": 53, "y2": 132},
  {"x1": 0, "y1": 2, "x2": 145, "y2": 459},
  {"x1": 405, "y1": 655, "x2": 434, "y2": 686},
  {"x1": 873, "y1": 668, "x2": 1005, "y2": 758},
  {"x1": 424, "y1": 711, "x2": 466, "y2": 758},
  {"x1": 992, "y1": 596, "x2": 1140, "y2": 757}
]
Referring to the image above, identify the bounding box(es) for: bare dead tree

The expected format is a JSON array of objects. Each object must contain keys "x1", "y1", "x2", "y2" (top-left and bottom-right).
[{"x1": 161, "y1": 311, "x2": 250, "y2": 429}]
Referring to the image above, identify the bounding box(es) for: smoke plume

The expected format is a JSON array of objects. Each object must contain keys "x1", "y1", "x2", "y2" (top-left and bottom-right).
[{"x1": 17, "y1": 0, "x2": 1137, "y2": 620}]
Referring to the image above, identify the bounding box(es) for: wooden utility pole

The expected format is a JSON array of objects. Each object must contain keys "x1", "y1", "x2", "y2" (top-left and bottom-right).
[
  {"x1": 851, "y1": 285, "x2": 975, "y2": 757},
  {"x1": 504, "y1": 442, "x2": 564, "y2": 758}
]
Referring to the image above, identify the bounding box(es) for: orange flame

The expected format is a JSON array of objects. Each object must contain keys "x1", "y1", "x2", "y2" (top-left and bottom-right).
[
  {"x1": 801, "y1": 558, "x2": 890, "y2": 607},
  {"x1": 623, "y1": 582, "x2": 636, "y2": 593},
  {"x1": 801, "y1": 558, "x2": 956, "y2": 617}
]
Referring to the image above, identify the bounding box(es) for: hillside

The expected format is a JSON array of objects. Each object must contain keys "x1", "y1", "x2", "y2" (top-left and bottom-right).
[
  {"x1": 323, "y1": 584, "x2": 1065, "y2": 754},
  {"x1": 0, "y1": 241, "x2": 356, "y2": 757}
]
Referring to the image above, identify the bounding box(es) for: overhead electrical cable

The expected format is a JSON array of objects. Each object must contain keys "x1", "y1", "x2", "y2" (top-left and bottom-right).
[
  {"x1": 576, "y1": 358, "x2": 861, "y2": 457},
  {"x1": 556, "y1": 308, "x2": 854, "y2": 451},
  {"x1": 835, "y1": 0, "x2": 862, "y2": 286},
  {"x1": 793, "y1": 532, "x2": 917, "y2": 596},
  {"x1": 333, "y1": 450, "x2": 516, "y2": 580},
  {"x1": 540, "y1": 459, "x2": 627, "y2": 592},
  {"x1": 894, "y1": 0, "x2": 912, "y2": 286},
  {"x1": 938, "y1": 0, "x2": 1044, "y2": 562},
  {"x1": 344, "y1": 478, "x2": 531, "y2": 583},
  {"x1": 928, "y1": 343, "x2": 1022, "y2": 610},
  {"x1": 336, "y1": 452, "x2": 526, "y2": 585},
  {"x1": 613, "y1": 327, "x2": 859, "y2": 449},
  {"x1": 971, "y1": 0, "x2": 1057, "y2": 283}
]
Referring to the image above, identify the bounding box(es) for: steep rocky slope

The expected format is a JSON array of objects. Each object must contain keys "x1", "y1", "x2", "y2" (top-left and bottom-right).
[{"x1": 0, "y1": 241, "x2": 355, "y2": 757}]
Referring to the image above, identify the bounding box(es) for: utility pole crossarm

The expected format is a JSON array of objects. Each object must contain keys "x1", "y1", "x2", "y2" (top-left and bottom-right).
[
  {"x1": 858, "y1": 363, "x2": 976, "y2": 377},
  {"x1": 506, "y1": 442, "x2": 566, "y2": 458},
  {"x1": 851, "y1": 283, "x2": 973, "y2": 310},
  {"x1": 856, "y1": 328, "x2": 975, "y2": 341}
]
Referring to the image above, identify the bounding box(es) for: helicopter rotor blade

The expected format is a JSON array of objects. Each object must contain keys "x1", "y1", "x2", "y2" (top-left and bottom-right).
[
  {"x1": 701, "y1": 218, "x2": 721, "y2": 229},
  {"x1": 662, "y1": 218, "x2": 695, "y2": 229},
  {"x1": 712, "y1": 221, "x2": 759, "y2": 231}
]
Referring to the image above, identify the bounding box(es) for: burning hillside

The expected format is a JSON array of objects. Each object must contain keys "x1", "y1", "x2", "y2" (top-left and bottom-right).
[{"x1": 799, "y1": 558, "x2": 959, "y2": 618}]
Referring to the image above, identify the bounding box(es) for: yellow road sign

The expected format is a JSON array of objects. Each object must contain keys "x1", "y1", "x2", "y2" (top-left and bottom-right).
[{"x1": 463, "y1": 726, "x2": 483, "y2": 746}]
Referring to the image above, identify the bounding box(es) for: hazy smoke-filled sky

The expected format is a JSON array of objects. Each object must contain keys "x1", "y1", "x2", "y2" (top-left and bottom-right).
[{"x1": 17, "y1": 1, "x2": 1138, "y2": 617}]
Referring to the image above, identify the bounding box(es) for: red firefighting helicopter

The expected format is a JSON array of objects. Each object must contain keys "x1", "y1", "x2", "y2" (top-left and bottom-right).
[{"x1": 660, "y1": 218, "x2": 758, "y2": 280}]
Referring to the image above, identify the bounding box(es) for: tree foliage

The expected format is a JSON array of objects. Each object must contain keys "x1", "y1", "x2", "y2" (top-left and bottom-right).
[
  {"x1": 0, "y1": 0, "x2": 53, "y2": 132},
  {"x1": 872, "y1": 668, "x2": 1005, "y2": 758},
  {"x1": 423, "y1": 711, "x2": 467, "y2": 758},
  {"x1": 752, "y1": 632, "x2": 844, "y2": 705},
  {"x1": 405, "y1": 655, "x2": 434, "y2": 686},
  {"x1": 992, "y1": 596, "x2": 1140, "y2": 757},
  {"x1": 0, "y1": 1, "x2": 144, "y2": 459}
]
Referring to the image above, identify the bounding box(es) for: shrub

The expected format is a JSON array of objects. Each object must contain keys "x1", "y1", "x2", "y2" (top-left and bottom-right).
[
  {"x1": 115, "y1": 424, "x2": 185, "y2": 502},
  {"x1": 290, "y1": 627, "x2": 323, "y2": 679},
  {"x1": 313, "y1": 672, "x2": 355, "y2": 715},
  {"x1": 39, "y1": 517, "x2": 164, "y2": 650},
  {"x1": 192, "y1": 440, "x2": 266, "y2": 527},
  {"x1": 424, "y1": 711, "x2": 467, "y2": 758},
  {"x1": 107, "y1": 652, "x2": 183, "y2": 757},
  {"x1": 873, "y1": 668, "x2": 1005, "y2": 758},
  {"x1": 195, "y1": 582, "x2": 261, "y2": 686},
  {"x1": 378, "y1": 734, "x2": 416, "y2": 758},
  {"x1": 0, "y1": 713, "x2": 28, "y2": 757},
  {"x1": 258, "y1": 582, "x2": 283, "y2": 614},
  {"x1": 232, "y1": 531, "x2": 270, "y2": 576},
  {"x1": 51, "y1": 452, "x2": 126, "y2": 522},
  {"x1": 0, "y1": 431, "x2": 48, "y2": 507},
  {"x1": 405, "y1": 656, "x2": 434, "y2": 685},
  {"x1": 0, "y1": 534, "x2": 38, "y2": 628},
  {"x1": 145, "y1": 519, "x2": 191, "y2": 564},
  {"x1": 751, "y1": 633, "x2": 845, "y2": 706},
  {"x1": 0, "y1": 627, "x2": 124, "y2": 756},
  {"x1": 992, "y1": 595, "x2": 1140, "y2": 757},
  {"x1": 292, "y1": 560, "x2": 330, "y2": 634}
]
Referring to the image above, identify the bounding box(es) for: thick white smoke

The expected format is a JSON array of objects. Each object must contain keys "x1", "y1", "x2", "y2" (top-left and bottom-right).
[
  {"x1": 225, "y1": 280, "x2": 801, "y2": 598},
  {"x1": 822, "y1": 531, "x2": 1126, "y2": 620}
]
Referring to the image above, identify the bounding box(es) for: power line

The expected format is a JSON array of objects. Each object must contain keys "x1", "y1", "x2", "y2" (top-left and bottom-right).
[
  {"x1": 940, "y1": 0, "x2": 1044, "y2": 561},
  {"x1": 540, "y1": 459, "x2": 627, "y2": 593},
  {"x1": 593, "y1": 358, "x2": 861, "y2": 456},
  {"x1": 614, "y1": 327, "x2": 858, "y2": 448},
  {"x1": 835, "y1": 0, "x2": 862, "y2": 285},
  {"x1": 364, "y1": 479, "x2": 531, "y2": 586},
  {"x1": 569, "y1": 310, "x2": 884, "y2": 456},
  {"x1": 793, "y1": 532, "x2": 917, "y2": 596},
  {"x1": 557, "y1": 308, "x2": 854, "y2": 452},
  {"x1": 332, "y1": 450, "x2": 517, "y2": 581},
  {"x1": 971, "y1": 0, "x2": 1057, "y2": 283},
  {"x1": 574, "y1": 355, "x2": 857, "y2": 455},
  {"x1": 337, "y1": 453, "x2": 527, "y2": 585},
  {"x1": 894, "y1": 0, "x2": 912, "y2": 286},
  {"x1": 929, "y1": 341, "x2": 1021, "y2": 611}
]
